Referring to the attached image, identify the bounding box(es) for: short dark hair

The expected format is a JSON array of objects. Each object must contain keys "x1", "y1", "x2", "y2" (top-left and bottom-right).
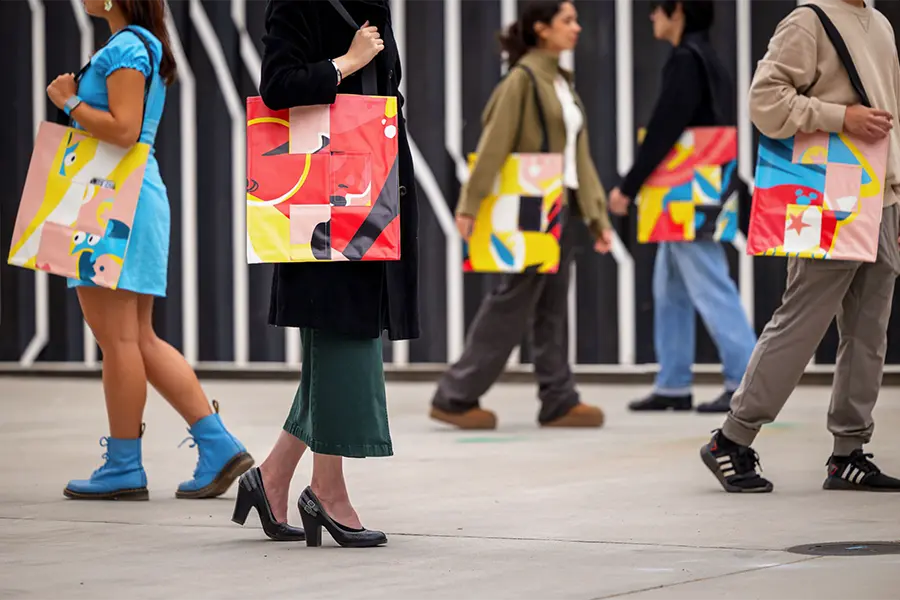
[{"x1": 649, "y1": 0, "x2": 715, "y2": 33}]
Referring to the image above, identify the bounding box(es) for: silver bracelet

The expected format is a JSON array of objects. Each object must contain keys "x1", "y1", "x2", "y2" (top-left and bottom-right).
[{"x1": 329, "y1": 59, "x2": 343, "y2": 85}]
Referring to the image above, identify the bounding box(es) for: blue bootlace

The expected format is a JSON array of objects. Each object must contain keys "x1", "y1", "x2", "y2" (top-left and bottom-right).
[
  {"x1": 178, "y1": 434, "x2": 210, "y2": 478},
  {"x1": 91, "y1": 437, "x2": 111, "y2": 477}
]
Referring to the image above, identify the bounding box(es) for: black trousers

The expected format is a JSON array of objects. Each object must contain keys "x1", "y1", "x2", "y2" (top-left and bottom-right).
[{"x1": 432, "y1": 208, "x2": 580, "y2": 424}]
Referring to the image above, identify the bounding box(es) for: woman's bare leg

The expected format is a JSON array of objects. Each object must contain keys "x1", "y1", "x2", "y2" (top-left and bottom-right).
[
  {"x1": 310, "y1": 453, "x2": 362, "y2": 529},
  {"x1": 259, "y1": 431, "x2": 308, "y2": 522},
  {"x1": 78, "y1": 287, "x2": 146, "y2": 438},
  {"x1": 136, "y1": 294, "x2": 211, "y2": 425}
]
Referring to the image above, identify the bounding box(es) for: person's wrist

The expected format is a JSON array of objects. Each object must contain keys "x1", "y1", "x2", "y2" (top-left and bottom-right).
[
  {"x1": 63, "y1": 95, "x2": 82, "y2": 116},
  {"x1": 333, "y1": 55, "x2": 359, "y2": 79}
]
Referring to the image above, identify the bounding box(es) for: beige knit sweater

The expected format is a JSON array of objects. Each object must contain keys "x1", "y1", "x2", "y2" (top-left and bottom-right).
[{"x1": 749, "y1": 0, "x2": 900, "y2": 206}]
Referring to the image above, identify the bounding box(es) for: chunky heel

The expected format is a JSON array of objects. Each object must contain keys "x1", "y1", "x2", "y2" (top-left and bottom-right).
[
  {"x1": 230, "y1": 468, "x2": 305, "y2": 541},
  {"x1": 301, "y1": 513, "x2": 323, "y2": 547},
  {"x1": 297, "y1": 487, "x2": 387, "y2": 548},
  {"x1": 231, "y1": 483, "x2": 253, "y2": 525}
]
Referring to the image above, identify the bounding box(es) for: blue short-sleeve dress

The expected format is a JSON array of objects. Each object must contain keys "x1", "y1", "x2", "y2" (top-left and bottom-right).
[{"x1": 67, "y1": 25, "x2": 170, "y2": 298}]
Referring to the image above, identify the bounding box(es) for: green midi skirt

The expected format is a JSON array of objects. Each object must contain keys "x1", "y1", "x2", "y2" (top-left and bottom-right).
[{"x1": 283, "y1": 328, "x2": 392, "y2": 458}]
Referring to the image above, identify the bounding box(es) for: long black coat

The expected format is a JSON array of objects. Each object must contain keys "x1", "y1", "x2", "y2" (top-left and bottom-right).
[{"x1": 259, "y1": 0, "x2": 420, "y2": 341}]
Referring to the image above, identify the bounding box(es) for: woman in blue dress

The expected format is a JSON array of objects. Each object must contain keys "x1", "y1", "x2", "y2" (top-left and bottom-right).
[{"x1": 45, "y1": 0, "x2": 253, "y2": 500}]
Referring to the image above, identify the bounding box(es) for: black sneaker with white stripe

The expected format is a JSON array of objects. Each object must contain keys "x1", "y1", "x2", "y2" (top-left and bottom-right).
[
  {"x1": 823, "y1": 449, "x2": 900, "y2": 492},
  {"x1": 700, "y1": 431, "x2": 774, "y2": 493}
]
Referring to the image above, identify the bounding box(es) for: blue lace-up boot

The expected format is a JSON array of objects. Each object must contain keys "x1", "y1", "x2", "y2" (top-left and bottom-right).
[
  {"x1": 64, "y1": 432, "x2": 149, "y2": 501},
  {"x1": 176, "y1": 400, "x2": 254, "y2": 499}
]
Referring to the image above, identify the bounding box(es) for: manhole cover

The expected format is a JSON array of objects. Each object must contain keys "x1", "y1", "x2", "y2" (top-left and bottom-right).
[{"x1": 785, "y1": 542, "x2": 900, "y2": 556}]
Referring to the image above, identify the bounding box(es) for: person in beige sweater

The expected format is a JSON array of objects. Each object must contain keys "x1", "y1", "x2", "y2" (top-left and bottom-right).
[
  {"x1": 430, "y1": 1, "x2": 613, "y2": 431},
  {"x1": 701, "y1": 0, "x2": 900, "y2": 494}
]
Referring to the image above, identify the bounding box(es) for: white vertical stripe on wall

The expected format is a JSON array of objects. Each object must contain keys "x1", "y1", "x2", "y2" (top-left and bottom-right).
[
  {"x1": 732, "y1": 0, "x2": 755, "y2": 329},
  {"x1": 506, "y1": 0, "x2": 521, "y2": 368},
  {"x1": 165, "y1": 4, "x2": 199, "y2": 366},
  {"x1": 189, "y1": 0, "x2": 249, "y2": 366},
  {"x1": 613, "y1": 0, "x2": 636, "y2": 365},
  {"x1": 439, "y1": 0, "x2": 467, "y2": 363},
  {"x1": 69, "y1": 0, "x2": 98, "y2": 368},
  {"x1": 390, "y1": 0, "x2": 409, "y2": 366},
  {"x1": 500, "y1": 0, "x2": 517, "y2": 75},
  {"x1": 21, "y1": 0, "x2": 47, "y2": 367},
  {"x1": 567, "y1": 0, "x2": 576, "y2": 367},
  {"x1": 232, "y1": 0, "x2": 261, "y2": 89},
  {"x1": 444, "y1": 0, "x2": 469, "y2": 185}
]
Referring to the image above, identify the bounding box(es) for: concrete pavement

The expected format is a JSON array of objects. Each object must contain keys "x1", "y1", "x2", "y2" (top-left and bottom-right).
[{"x1": 2, "y1": 377, "x2": 899, "y2": 599}]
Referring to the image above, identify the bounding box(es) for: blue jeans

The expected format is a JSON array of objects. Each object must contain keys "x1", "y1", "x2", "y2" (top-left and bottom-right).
[{"x1": 653, "y1": 241, "x2": 756, "y2": 396}]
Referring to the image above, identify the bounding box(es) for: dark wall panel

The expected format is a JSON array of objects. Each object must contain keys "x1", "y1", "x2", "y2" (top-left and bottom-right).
[
  {"x1": 2, "y1": 0, "x2": 899, "y2": 369},
  {"x1": 574, "y1": 0, "x2": 618, "y2": 364},
  {"x1": 406, "y1": 0, "x2": 452, "y2": 363}
]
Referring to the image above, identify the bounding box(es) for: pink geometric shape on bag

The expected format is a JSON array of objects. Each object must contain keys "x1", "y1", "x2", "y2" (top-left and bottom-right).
[
  {"x1": 823, "y1": 163, "x2": 862, "y2": 212},
  {"x1": 289, "y1": 204, "x2": 331, "y2": 246},
  {"x1": 289, "y1": 105, "x2": 330, "y2": 154},
  {"x1": 792, "y1": 131, "x2": 830, "y2": 164},
  {"x1": 517, "y1": 154, "x2": 563, "y2": 195},
  {"x1": 34, "y1": 221, "x2": 80, "y2": 275},
  {"x1": 75, "y1": 185, "x2": 116, "y2": 236}
]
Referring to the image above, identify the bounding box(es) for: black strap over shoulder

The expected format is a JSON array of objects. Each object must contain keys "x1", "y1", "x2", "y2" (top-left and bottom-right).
[
  {"x1": 56, "y1": 26, "x2": 157, "y2": 128},
  {"x1": 327, "y1": 0, "x2": 378, "y2": 96},
  {"x1": 512, "y1": 65, "x2": 551, "y2": 154},
  {"x1": 797, "y1": 3, "x2": 871, "y2": 107},
  {"x1": 681, "y1": 41, "x2": 728, "y2": 126}
]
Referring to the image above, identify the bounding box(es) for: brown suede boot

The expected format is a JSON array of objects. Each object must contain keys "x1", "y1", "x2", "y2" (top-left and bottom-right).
[
  {"x1": 541, "y1": 403, "x2": 605, "y2": 428},
  {"x1": 429, "y1": 406, "x2": 498, "y2": 430}
]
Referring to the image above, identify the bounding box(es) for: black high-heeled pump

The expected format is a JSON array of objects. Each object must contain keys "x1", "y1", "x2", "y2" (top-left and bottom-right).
[
  {"x1": 297, "y1": 486, "x2": 387, "y2": 548},
  {"x1": 231, "y1": 468, "x2": 306, "y2": 542}
]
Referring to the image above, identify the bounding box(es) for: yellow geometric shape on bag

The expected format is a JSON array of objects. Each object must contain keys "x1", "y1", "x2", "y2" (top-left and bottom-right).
[
  {"x1": 463, "y1": 152, "x2": 564, "y2": 273},
  {"x1": 636, "y1": 186, "x2": 666, "y2": 243}
]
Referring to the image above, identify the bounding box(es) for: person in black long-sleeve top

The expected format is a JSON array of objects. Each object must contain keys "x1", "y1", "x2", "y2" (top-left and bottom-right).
[{"x1": 609, "y1": 1, "x2": 756, "y2": 414}]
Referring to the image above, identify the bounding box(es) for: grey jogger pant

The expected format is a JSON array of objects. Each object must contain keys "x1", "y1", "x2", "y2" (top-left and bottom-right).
[
  {"x1": 724, "y1": 204, "x2": 900, "y2": 455},
  {"x1": 431, "y1": 221, "x2": 580, "y2": 424}
]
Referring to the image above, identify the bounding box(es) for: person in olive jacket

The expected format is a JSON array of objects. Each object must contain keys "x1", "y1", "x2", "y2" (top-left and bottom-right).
[
  {"x1": 430, "y1": 0, "x2": 613, "y2": 431},
  {"x1": 230, "y1": 0, "x2": 418, "y2": 549}
]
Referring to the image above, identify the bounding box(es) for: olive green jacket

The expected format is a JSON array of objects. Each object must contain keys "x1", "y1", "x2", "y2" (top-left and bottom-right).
[{"x1": 457, "y1": 50, "x2": 612, "y2": 237}]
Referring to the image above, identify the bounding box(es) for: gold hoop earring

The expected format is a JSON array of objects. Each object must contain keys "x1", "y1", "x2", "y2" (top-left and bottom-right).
[{"x1": 104, "y1": 0, "x2": 113, "y2": 11}]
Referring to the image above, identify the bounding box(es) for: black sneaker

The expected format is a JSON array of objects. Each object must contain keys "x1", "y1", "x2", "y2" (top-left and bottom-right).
[
  {"x1": 696, "y1": 391, "x2": 733, "y2": 413},
  {"x1": 628, "y1": 393, "x2": 692, "y2": 412},
  {"x1": 700, "y1": 431, "x2": 774, "y2": 493},
  {"x1": 823, "y1": 450, "x2": 900, "y2": 492}
]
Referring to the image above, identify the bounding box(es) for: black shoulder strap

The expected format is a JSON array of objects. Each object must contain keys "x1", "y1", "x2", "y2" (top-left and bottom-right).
[
  {"x1": 797, "y1": 3, "x2": 871, "y2": 107},
  {"x1": 57, "y1": 26, "x2": 157, "y2": 128},
  {"x1": 512, "y1": 65, "x2": 550, "y2": 154},
  {"x1": 326, "y1": 0, "x2": 378, "y2": 96},
  {"x1": 681, "y1": 41, "x2": 727, "y2": 125}
]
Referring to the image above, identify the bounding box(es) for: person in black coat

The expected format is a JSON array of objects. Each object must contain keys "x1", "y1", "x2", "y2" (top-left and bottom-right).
[{"x1": 231, "y1": 0, "x2": 419, "y2": 549}]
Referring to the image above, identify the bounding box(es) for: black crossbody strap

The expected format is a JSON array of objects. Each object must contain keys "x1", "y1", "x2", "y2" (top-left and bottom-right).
[
  {"x1": 797, "y1": 4, "x2": 871, "y2": 108},
  {"x1": 57, "y1": 26, "x2": 157, "y2": 128},
  {"x1": 512, "y1": 65, "x2": 551, "y2": 154},
  {"x1": 682, "y1": 41, "x2": 728, "y2": 125},
  {"x1": 326, "y1": 0, "x2": 378, "y2": 96}
]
